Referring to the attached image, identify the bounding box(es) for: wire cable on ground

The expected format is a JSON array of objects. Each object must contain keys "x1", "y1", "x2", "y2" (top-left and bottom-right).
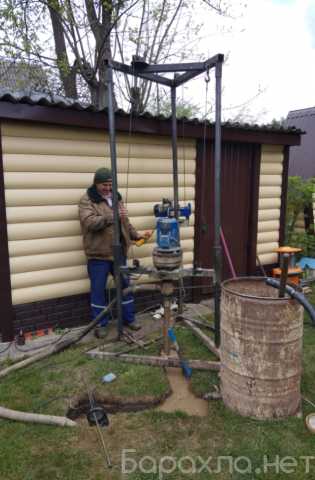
[
  {"x1": 0, "y1": 343, "x2": 12, "y2": 355},
  {"x1": 303, "y1": 396, "x2": 315, "y2": 409}
]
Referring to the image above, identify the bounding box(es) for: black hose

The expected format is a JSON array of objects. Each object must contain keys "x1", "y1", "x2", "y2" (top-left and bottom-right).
[{"x1": 265, "y1": 277, "x2": 315, "y2": 326}]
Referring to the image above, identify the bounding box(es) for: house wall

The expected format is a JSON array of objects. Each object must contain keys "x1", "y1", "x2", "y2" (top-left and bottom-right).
[
  {"x1": 257, "y1": 144, "x2": 284, "y2": 265},
  {"x1": 2, "y1": 121, "x2": 196, "y2": 306}
]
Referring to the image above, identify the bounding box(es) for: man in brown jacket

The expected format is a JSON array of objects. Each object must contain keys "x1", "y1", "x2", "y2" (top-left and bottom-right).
[{"x1": 79, "y1": 167, "x2": 147, "y2": 337}]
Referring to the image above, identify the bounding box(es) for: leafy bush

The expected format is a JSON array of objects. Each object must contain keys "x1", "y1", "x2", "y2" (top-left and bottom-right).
[
  {"x1": 286, "y1": 176, "x2": 315, "y2": 245},
  {"x1": 288, "y1": 232, "x2": 315, "y2": 259}
]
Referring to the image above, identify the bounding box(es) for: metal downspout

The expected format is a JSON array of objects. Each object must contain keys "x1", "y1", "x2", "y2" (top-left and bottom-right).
[{"x1": 171, "y1": 83, "x2": 184, "y2": 313}]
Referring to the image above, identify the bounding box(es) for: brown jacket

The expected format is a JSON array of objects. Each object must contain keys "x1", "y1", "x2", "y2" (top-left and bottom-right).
[{"x1": 78, "y1": 186, "x2": 139, "y2": 260}]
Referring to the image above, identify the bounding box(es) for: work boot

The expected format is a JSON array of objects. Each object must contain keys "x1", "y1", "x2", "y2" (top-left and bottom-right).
[
  {"x1": 125, "y1": 321, "x2": 141, "y2": 332},
  {"x1": 94, "y1": 326, "x2": 108, "y2": 339}
]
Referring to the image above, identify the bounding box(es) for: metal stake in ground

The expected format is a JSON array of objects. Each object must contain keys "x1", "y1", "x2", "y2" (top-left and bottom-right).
[
  {"x1": 94, "y1": 414, "x2": 112, "y2": 469},
  {"x1": 84, "y1": 379, "x2": 112, "y2": 469}
]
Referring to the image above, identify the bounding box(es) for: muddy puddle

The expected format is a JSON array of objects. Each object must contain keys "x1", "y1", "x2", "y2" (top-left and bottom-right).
[{"x1": 157, "y1": 366, "x2": 209, "y2": 417}]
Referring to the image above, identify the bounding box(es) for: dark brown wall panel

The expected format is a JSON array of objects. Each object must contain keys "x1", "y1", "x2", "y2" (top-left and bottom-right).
[
  {"x1": 0, "y1": 125, "x2": 14, "y2": 341},
  {"x1": 279, "y1": 146, "x2": 290, "y2": 246},
  {"x1": 194, "y1": 140, "x2": 261, "y2": 299},
  {"x1": 247, "y1": 145, "x2": 262, "y2": 274}
]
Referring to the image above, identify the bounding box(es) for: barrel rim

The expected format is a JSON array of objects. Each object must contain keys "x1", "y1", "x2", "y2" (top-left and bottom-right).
[{"x1": 221, "y1": 276, "x2": 300, "y2": 301}]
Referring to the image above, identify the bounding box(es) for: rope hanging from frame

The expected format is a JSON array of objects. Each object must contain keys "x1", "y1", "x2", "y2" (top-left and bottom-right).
[
  {"x1": 200, "y1": 68, "x2": 211, "y2": 261},
  {"x1": 180, "y1": 83, "x2": 187, "y2": 207}
]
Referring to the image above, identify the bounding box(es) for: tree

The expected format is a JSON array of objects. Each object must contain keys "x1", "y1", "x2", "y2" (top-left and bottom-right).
[
  {"x1": 112, "y1": 0, "x2": 222, "y2": 113},
  {"x1": 0, "y1": 0, "x2": 239, "y2": 109},
  {"x1": 270, "y1": 117, "x2": 286, "y2": 128},
  {"x1": 0, "y1": 0, "x2": 140, "y2": 107},
  {"x1": 145, "y1": 84, "x2": 202, "y2": 118},
  {"x1": 286, "y1": 176, "x2": 315, "y2": 243}
]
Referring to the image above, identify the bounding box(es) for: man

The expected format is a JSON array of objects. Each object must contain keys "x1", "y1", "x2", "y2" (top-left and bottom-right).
[{"x1": 79, "y1": 167, "x2": 148, "y2": 338}]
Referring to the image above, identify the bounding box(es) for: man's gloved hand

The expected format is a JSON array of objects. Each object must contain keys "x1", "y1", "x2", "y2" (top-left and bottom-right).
[{"x1": 135, "y1": 230, "x2": 153, "y2": 246}]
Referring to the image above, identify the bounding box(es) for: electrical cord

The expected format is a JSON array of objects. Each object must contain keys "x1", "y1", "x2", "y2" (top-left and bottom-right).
[{"x1": 303, "y1": 396, "x2": 315, "y2": 409}]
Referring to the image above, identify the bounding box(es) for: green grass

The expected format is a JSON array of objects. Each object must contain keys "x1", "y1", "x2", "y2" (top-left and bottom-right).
[
  {"x1": 174, "y1": 324, "x2": 219, "y2": 398},
  {"x1": 0, "y1": 342, "x2": 170, "y2": 416},
  {"x1": 0, "y1": 289, "x2": 315, "y2": 479}
]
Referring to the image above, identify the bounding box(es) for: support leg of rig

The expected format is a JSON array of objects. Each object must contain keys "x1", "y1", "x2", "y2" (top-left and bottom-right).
[
  {"x1": 163, "y1": 298, "x2": 171, "y2": 355},
  {"x1": 161, "y1": 281, "x2": 175, "y2": 355}
]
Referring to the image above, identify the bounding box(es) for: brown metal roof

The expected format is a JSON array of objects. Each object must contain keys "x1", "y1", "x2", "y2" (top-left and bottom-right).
[
  {"x1": 286, "y1": 108, "x2": 315, "y2": 179},
  {"x1": 0, "y1": 89, "x2": 301, "y2": 133},
  {"x1": 0, "y1": 89, "x2": 302, "y2": 145}
]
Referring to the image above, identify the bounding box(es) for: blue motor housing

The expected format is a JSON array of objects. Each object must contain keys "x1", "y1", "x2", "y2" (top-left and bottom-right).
[
  {"x1": 156, "y1": 218, "x2": 180, "y2": 250},
  {"x1": 154, "y1": 199, "x2": 192, "y2": 221}
]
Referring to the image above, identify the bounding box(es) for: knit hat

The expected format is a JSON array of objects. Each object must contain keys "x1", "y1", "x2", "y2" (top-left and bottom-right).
[{"x1": 93, "y1": 167, "x2": 112, "y2": 184}]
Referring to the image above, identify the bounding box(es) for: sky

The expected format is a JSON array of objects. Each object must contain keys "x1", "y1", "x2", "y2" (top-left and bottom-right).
[{"x1": 186, "y1": 0, "x2": 315, "y2": 123}]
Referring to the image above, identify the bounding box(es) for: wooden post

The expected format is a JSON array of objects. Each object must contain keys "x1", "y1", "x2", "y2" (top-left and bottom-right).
[
  {"x1": 87, "y1": 350, "x2": 221, "y2": 371},
  {"x1": 0, "y1": 125, "x2": 14, "y2": 342}
]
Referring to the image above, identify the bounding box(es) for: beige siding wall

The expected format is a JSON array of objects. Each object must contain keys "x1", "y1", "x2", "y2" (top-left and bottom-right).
[
  {"x1": 2, "y1": 122, "x2": 196, "y2": 305},
  {"x1": 257, "y1": 144, "x2": 284, "y2": 265}
]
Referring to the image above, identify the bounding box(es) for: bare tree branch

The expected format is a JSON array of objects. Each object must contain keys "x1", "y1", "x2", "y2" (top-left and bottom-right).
[{"x1": 153, "y1": 0, "x2": 184, "y2": 63}]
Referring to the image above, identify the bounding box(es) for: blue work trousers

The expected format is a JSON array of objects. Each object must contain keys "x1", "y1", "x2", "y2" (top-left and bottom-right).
[{"x1": 87, "y1": 259, "x2": 135, "y2": 327}]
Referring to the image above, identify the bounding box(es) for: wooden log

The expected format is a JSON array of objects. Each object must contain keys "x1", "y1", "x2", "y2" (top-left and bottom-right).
[
  {"x1": 180, "y1": 316, "x2": 214, "y2": 332},
  {"x1": 183, "y1": 318, "x2": 220, "y2": 359},
  {"x1": 86, "y1": 351, "x2": 221, "y2": 371},
  {"x1": 116, "y1": 336, "x2": 163, "y2": 356},
  {"x1": 0, "y1": 406, "x2": 76, "y2": 427}
]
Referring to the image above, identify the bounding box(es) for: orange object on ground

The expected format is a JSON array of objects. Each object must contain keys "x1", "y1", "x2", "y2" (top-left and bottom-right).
[
  {"x1": 274, "y1": 246, "x2": 302, "y2": 254},
  {"x1": 273, "y1": 245, "x2": 304, "y2": 284},
  {"x1": 272, "y1": 267, "x2": 303, "y2": 285}
]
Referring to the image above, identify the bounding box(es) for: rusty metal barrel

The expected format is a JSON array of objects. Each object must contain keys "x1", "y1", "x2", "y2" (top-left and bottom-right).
[{"x1": 220, "y1": 277, "x2": 304, "y2": 419}]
